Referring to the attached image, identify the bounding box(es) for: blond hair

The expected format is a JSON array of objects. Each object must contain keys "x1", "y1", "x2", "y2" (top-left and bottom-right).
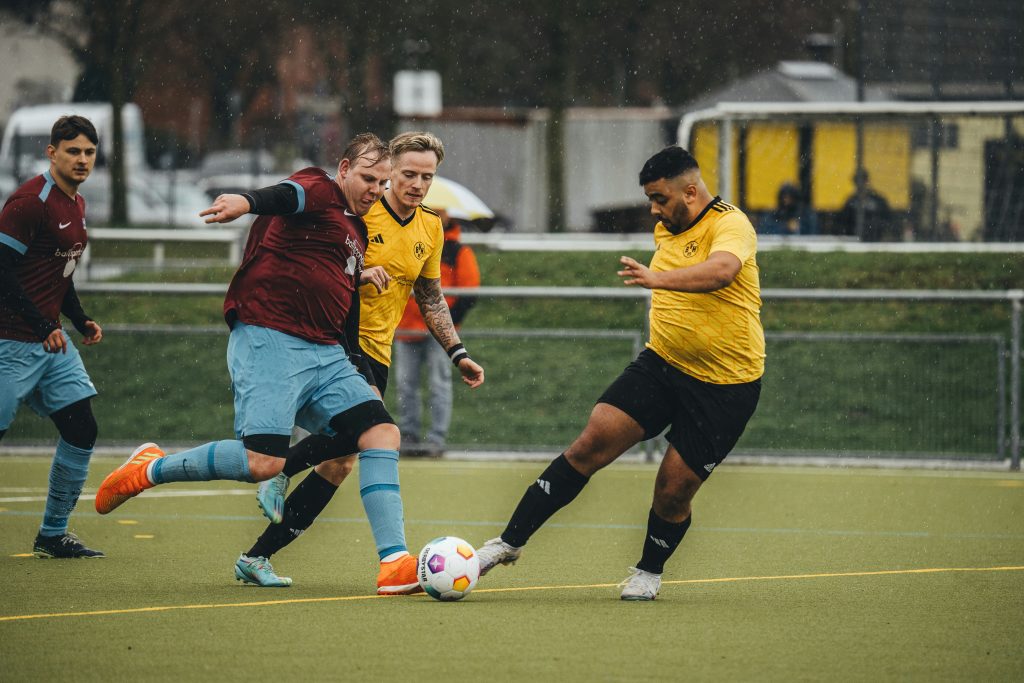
[{"x1": 389, "y1": 131, "x2": 445, "y2": 165}]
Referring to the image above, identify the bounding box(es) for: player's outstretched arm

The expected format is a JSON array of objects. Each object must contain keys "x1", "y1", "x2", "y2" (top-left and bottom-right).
[
  {"x1": 618, "y1": 252, "x2": 741, "y2": 293},
  {"x1": 200, "y1": 194, "x2": 251, "y2": 224}
]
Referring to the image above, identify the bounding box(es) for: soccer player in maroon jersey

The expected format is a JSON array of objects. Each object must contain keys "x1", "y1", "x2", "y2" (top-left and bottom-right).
[
  {"x1": 0, "y1": 115, "x2": 105, "y2": 558},
  {"x1": 94, "y1": 134, "x2": 425, "y2": 594}
]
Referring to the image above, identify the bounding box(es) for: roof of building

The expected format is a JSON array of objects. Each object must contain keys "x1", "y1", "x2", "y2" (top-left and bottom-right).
[{"x1": 684, "y1": 61, "x2": 892, "y2": 111}]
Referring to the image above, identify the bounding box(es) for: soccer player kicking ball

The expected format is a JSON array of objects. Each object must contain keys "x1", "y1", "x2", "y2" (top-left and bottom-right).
[
  {"x1": 94, "y1": 134, "x2": 420, "y2": 594},
  {"x1": 476, "y1": 147, "x2": 764, "y2": 600},
  {"x1": 232, "y1": 132, "x2": 485, "y2": 588}
]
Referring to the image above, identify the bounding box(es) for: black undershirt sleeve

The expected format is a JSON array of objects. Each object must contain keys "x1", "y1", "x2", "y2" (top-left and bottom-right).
[
  {"x1": 0, "y1": 243, "x2": 58, "y2": 340},
  {"x1": 241, "y1": 183, "x2": 299, "y2": 215},
  {"x1": 341, "y1": 287, "x2": 375, "y2": 385},
  {"x1": 60, "y1": 281, "x2": 92, "y2": 335}
]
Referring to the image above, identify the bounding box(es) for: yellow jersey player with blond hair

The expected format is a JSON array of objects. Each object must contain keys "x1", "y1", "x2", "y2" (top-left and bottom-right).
[{"x1": 236, "y1": 131, "x2": 485, "y2": 593}]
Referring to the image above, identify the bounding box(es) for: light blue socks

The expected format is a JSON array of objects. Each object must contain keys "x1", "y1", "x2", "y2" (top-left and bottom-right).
[
  {"x1": 149, "y1": 440, "x2": 254, "y2": 484},
  {"x1": 40, "y1": 438, "x2": 92, "y2": 536},
  {"x1": 358, "y1": 448, "x2": 407, "y2": 559}
]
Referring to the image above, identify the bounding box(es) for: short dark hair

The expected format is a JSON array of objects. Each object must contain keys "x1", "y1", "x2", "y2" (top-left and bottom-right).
[
  {"x1": 638, "y1": 146, "x2": 699, "y2": 185},
  {"x1": 50, "y1": 115, "x2": 98, "y2": 147}
]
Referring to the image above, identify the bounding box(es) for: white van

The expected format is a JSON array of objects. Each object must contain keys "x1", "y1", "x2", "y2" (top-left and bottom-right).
[{"x1": 0, "y1": 102, "x2": 147, "y2": 180}]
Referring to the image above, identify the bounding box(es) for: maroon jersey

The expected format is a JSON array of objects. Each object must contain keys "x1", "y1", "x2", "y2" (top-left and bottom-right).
[
  {"x1": 0, "y1": 171, "x2": 88, "y2": 341},
  {"x1": 223, "y1": 167, "x2": 367, "y2": 345}
]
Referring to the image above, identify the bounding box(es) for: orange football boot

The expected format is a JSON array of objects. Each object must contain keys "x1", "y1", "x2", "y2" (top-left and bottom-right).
[
  {"x1": 94, "y1": 442, "x2": 165, "y2": 514},
  {"x1": 376, "y1": 553, "x2": 423, "y2": 595}
]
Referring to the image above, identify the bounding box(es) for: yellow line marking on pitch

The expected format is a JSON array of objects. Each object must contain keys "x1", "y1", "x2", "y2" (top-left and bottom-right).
[
  {"x1": 2, "y1": 565, "x2": 1022, "y2": 623},
  {"x1": 133, "y1": 534, "x2": 154, "y2": 539},
  {"x1": 995, "y1": 480, "x2": 1024, "y2": 488},
  {"x1": 117, "y1": 520, "x2": 140, "y2": 525}
]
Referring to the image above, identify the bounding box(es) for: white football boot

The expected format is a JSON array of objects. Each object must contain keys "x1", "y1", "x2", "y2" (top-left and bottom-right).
[
  {"x1": 476, "y1": 537, "x2": 523, "y2": 576},
  {"x1": 619, "y1": 567, "x2": 661, "y2": 601}
]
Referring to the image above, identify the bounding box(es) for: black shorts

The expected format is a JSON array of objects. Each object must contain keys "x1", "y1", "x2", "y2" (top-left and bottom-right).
[
  {"x1": 361, "y1": 354, "x2": 390, "y2": 395},
  {"x1": 327, "y1": 399, "x2": 395, "y2": 455},
  {"x1": 598, "y1": 349, "x2": 760, "y2": 480}
]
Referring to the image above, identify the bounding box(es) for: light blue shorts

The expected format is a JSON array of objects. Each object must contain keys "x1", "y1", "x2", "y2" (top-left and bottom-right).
[
  {"x1": 0, "y1": 333, "x2": 98, "y2": 430},
  {"x1": 227, "y1": 322, "x2": 380, "y2": 439}
]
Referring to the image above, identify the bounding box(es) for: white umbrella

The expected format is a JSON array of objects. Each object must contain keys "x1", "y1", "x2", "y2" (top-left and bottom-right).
[{"x1": 424, "y1": 176, "x2": 494, "y2": 221}]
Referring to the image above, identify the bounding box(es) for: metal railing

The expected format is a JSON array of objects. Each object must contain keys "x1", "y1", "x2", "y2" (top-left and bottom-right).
[{"x1": 79, "y1": 227, "x2": 247, "y2": 281}]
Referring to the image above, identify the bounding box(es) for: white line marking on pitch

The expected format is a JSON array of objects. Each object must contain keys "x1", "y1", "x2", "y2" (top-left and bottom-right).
[{"x1": 0, "y1": 489, "x2": 254, "y2": 503}]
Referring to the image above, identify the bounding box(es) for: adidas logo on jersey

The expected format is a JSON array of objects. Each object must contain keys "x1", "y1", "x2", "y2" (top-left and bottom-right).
[
  {"x1": 704, "y1": 462, "x2": 716, "y2": 473},
  {"x1": 370, "y1": 234, "x2": 385, "y2": 244},
  {"x1": 536, "y1": 478, "x2": 551, "y2": 494}
]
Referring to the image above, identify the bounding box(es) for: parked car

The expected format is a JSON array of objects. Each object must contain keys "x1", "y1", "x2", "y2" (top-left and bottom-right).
[
  {"x1": 78, "y1": 171, "x2": 210, "y2": 228},
  {"x1": 0, "y1": 172, "x2": 17, "y2": 205},
  {"x1": 196, "y1": 149, "x2": 312, "y2": 200},
  {"x1": 0, "y1": 102, "x2": 147, "y2": 182}
]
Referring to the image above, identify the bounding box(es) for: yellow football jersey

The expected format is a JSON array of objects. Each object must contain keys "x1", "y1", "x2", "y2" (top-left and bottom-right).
[
  {"x1": 359, "y1": 197, "x2": 443, "y2": 366},
  {"x1": 646, "y1": 198, "x2": 765, "y2": 384}
]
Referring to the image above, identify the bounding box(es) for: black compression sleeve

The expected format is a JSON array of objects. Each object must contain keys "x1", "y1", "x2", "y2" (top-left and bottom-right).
[
  {"x1": 241, "y1": 183, "x2": 299, "y2": 215},
  {"x1": 0, "y1": 243, "x2": 58, "y2": 340},
  {"x1": 60, "y1": 281, "x2": 91, "y2": 334}
]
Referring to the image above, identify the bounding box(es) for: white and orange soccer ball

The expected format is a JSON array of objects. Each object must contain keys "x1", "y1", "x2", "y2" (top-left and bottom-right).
[{"x1": 417, "y1": 536, "x2": 480, "y2": 601}]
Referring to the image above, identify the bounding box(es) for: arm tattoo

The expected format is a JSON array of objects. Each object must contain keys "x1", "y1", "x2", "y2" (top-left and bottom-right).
[{"x1": 414, "y1": 276, "x2": 460, "y2": 350}]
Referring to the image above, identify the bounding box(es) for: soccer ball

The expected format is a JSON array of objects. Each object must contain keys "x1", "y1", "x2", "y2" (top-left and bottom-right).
[{"x1": 417, "y1": 536, "x2": 480, "y2": 601}]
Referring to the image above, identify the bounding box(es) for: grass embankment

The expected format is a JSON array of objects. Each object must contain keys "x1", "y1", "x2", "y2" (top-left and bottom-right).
[{"x1": 7, "y1": 250, "x2": 1021, "y2": 456}]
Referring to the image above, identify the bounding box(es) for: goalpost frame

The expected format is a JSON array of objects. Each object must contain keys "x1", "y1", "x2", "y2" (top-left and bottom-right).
[{"x1": 677, "y1": 101, "x2": 1024, "y2": 207}]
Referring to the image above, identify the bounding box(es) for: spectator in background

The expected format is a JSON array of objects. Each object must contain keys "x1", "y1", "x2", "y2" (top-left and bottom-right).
[
  {"x1": 758, "y1": 182, "x2": 818, "y2": 236},
  {"x1": 395, "y1": 210, "x2": 481, "y2": 457},
  {"x1": 837, "y1": 170, "x2": 893, "y2": 241}
]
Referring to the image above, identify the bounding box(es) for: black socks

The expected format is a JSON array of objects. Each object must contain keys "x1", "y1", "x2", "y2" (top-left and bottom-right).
[
  {"x1": 501, "y1": 454, "x2": 590, "y2": 548},
  {"x1": 282, "y1": 435, "x2": 336, "y2": 478},
  {"x1": 636, "y1": 508, "x2": 691, "y2": 575},
  {"x1": 247, "y1": 471, "x2": 339, "y2": 559}
]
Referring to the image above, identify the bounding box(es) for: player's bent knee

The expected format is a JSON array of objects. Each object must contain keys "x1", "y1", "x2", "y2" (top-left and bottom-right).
[
  {"x1": 566, "y1": 429, "x2": 629, "y2": 474},
  {"x1": 653, "y1": 474, "x2": 701, "y2": 520},
  {"x1": 315, "y1": 456, "x2": 355, "y2": 485},
  {"x1": 51, "y1": 398, "x2": 98, "y2": 449},
  {"x1": 328, "y1": 400, "x2": 397, "y2": 453},
  {"x1": 246, "y1": 452, "x2": 286, "y2": 481},
  {"x1": 358, "y1": 421, "x2": 400, "y2": 451}
]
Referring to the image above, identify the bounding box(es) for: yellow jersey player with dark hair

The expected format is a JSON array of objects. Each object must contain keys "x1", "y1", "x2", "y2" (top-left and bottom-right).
[
  {"x1": 476, "y1": 145, "x2": 764, "y2": 601},
  {"x1": 236, "y1": 131, "x2": 486, "y2": 593}
]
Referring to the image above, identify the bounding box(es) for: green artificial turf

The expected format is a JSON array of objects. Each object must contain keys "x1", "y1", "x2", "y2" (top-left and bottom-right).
[{"x1": 1, "y1": 458, "x2": 1022, "y2": 681}]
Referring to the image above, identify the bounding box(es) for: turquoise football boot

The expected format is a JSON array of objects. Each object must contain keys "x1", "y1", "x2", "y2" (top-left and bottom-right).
[
  {"x1": 256, "y1": 472, "x2": 289, "y2": 524},
  {"x1": 234, "y1": 554, "x2": 292, "y2": 587}
]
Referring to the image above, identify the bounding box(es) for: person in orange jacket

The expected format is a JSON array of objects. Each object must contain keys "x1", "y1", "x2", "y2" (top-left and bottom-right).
[{"x1": 394, "y1": 210, "x2": 480, "y2": 456}]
